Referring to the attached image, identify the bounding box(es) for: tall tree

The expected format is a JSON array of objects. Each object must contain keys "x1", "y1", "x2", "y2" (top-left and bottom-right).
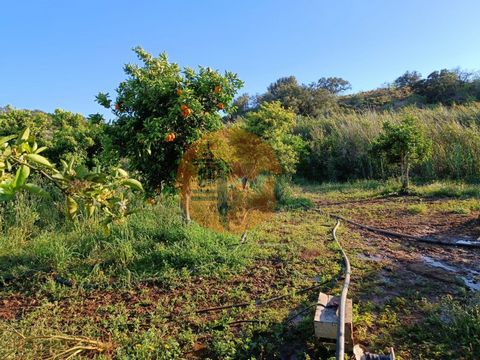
[
  {"x1": 315, "y1": 77, "x2": 351, "y2": 94},
  {"x1": 414, "y1": 69, "x2": 462, "y2": 104},
  {"x1": 256, "y1": 76, "x2": 335, "y2": 117},
  {"x1": 230, "y1": 93, "x2": 252, "y2": 118},
  {"x1": 394, "y1": 71, "x2": 422, "y2": 89}
]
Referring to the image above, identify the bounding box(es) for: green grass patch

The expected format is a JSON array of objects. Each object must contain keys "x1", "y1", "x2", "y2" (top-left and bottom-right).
[{"x1": 406, "y1": 203, "x2": 429, "y2": 215}]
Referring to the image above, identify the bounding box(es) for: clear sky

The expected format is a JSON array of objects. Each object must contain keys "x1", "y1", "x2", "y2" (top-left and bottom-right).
[{"x1": 1, "y1": 0, "x2": 480, "y2": 118}]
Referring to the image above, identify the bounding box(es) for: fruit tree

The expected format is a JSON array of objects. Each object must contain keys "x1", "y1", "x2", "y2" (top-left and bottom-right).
[{"x1": 97, "y1": 47, "x2": 243, "y2": 190}]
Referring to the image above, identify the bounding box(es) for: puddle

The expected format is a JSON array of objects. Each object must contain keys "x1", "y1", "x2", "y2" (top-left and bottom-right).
[
  {"x1": 422, "y1": 256, "x2": 458, "y2": 272},
  {"x1": 421, "y1": 255, "x2": 480, "y2": 291},
  {"x1": 357, "y1": 253, "x2": 384, "y2": 262},
  {"x1": 462, "y1": 278, "x2": 480, "y2": 291},
  {"x1": 455, "y1": 239, "x2": 480, "y2": 246}
]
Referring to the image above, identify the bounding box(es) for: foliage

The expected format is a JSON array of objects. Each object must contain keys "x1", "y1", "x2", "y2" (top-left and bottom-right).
[
  {"x1": 400, "y1": 295, "x2": 480, "y2": 359},
  {"x1": 297, "y1": 104, "x2": 480, "y2": 183},
  {"x1": 256, "y1": 76, "x2": 336, "y2": 117},
  {"x1": 315, "y1": 76, "x2": 351, "y2": 94},
  {"x1": 229, "y1": 93, "x2": 252, "y2": 118},
  {"x1": 393, "y1": 70, "x2": 422, "y2": 89},
  {"x1": 372, "y1": 115, "x2": 431, "y2": 190},
  {"x1": 414, "y1": 69, "x2": 465, "y2": 105},
  {"x1": 244, "y1": 101, "x2": 305, "y2": 174},
  {"x1": 0, "y1": 107, "x2": 105, "y2": 166},
  {"x1": 341, "y1": 68, "x2": 480, "y2": 110},
  {"x1": 339, "y1": 86, "x2": 415, "y2": 110},
  {"x1": 97, "y1": 47, "x2": 243, "y2": 190},
  {"x1": 274, "y1": 176, "x2": 314, "y2": 210},
  {"x1": 0, "y1": 128, "x2": 142, "y2": 229}
]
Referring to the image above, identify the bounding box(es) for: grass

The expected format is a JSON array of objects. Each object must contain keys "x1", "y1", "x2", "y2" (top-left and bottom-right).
[
  {"x1": 0, "y1": 195, "x2": 252, "y2": 289},
  {"x1": 1, "y1": 179, "x2": 479, "y2": 359},
  {"x1": 413, "y1": 181, "x2": 480, "y2": 198},
  {"x1": 0, "y1": 187, "x2": 341, "y2": 359},
  {"x1": 406, "y1": 203, "x2": 429, "y2": 215}
]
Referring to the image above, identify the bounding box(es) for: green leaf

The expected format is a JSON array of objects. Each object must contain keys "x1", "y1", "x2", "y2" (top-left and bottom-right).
[
  {"x1": 86, "y1": 203, "x2": 95, "y2": 218},
  {"x1": 66, "y1": 196, "x2": 78, "y2": 219},
  {"x1": 0, "y1": 182, "x2": 15, "y2": 201},
  {"x1": 35, "y1": 146, "x2": 48, "y2": 154},
  {"x1": 0, "y1": 135, "x2": 17, "y2": 146},
  {"x1": 52, "y1": 173, "x2": 66, "y2": 181},
  {"x1": 95, "y1": 92, "x2": 112, "y2": 108},
  {"x1": 102, "y1": 222, "x2": 111, "y2": 236},
  {"x1": 25, "y1": 154, "x2": 54, "y2": 168},
  {"x1": 122, "y1": 178, "x2": 144, "y2": 191},
  {"x1": 19, "y1": 128, "x2": 30, "y2": 141},
  {"x1": 116, "y1": 168, "x2": 129, "y2": 178},
  {"x1": 24, "y1": 183, "x2": 49, "y2": 197},
  {"x1": 14, "y1": 165, "x2": 30, "y2": 188}
]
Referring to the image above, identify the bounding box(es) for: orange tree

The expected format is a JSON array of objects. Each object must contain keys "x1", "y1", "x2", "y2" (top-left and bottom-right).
[{"x1": 96, "y1": 47, "x2": 243, "y2": 190}]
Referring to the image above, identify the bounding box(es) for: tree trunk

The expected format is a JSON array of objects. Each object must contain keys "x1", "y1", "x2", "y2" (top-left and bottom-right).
[
  {"x1": 400, "y1": 155, "x2": 409, "y2": 192},
  {"x1": 182, "y1": 186, "x2": 191, "y2": 223},
  {"x1": 217, "y1": 176, "x2": 229, "y2": 229}
]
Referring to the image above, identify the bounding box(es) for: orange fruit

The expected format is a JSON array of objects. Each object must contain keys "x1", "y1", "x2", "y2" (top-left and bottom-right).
[
  {"x1": 217, "y1": 103, "x2": 225, "y2": 110},
  {"x1": 115, "y1": 102, "x2": 122, "y2": 111},
  {"x1": 214, "y1": 85, "x2": 221, "y2": 93},
  {"x1": 180, "y1": 104, "x2": 192, "y2": 118},
  {"x1": 176, "y1": 88, "x2": 183, "y2": 96},
  {"x1": 165, "y1": 133, "x2": 176, "y2": 142}
]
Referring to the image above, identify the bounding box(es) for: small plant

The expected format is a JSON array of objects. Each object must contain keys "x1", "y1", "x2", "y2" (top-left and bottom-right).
[{"x1": 372, "y1": 115, "x2": 432, "y2": 192}]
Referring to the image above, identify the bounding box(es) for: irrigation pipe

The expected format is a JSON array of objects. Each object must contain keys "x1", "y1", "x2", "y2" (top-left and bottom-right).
[
  {"x1": 333, "y1": 220, "x2": 351, "y2": 360},
  {"x1": 171, "y1": 280, "x2": 336, "y2": 319},
  {"x1": 314, "y1": 209, "x2": 480, "y2": 249}
]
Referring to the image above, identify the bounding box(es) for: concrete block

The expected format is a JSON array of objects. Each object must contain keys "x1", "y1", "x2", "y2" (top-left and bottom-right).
[{"x1": 314, "y1": 292, "x2": 353, "y2": 351}]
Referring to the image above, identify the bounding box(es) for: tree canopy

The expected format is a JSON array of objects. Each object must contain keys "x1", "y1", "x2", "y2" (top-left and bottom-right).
[
  {"x1": 97, "y1": 47, "x2": 243, "y2": 190},
  {"x1": 372, "y1": 115, "x2": 432, "y2": 191},
  {"x1": 244, "y1": 101, "x2": 304, "y2": 174}
]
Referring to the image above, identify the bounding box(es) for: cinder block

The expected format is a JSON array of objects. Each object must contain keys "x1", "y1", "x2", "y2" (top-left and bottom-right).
[{"x1": 314, "y1": 292, "x2": 353, "y2": 351}]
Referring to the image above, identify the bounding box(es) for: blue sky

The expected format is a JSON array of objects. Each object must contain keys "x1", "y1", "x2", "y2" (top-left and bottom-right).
[{"x1": 1, "y1": 0, "x2": 480, "y2": 118}]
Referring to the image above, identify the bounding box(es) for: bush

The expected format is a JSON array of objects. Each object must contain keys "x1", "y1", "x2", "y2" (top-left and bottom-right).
[{"x1": 274, "y1": 176, "x2": 314, "y2": 210}]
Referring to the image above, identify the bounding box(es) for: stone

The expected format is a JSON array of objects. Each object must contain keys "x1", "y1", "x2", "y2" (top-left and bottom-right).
[{"x1": 314, "y1": 292, "x2": 353, "y2": 351}]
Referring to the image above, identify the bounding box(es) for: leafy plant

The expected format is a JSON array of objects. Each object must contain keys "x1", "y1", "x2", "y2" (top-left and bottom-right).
[
  {"x1": 0, "y1": 107, "x2": 105, "y2": 166},
  {"x1": 244, "y1": 101, "x2": 305, "y2": 175},
  {"x1": 372, "y1": 115, "x2": 432, "y2": 192},
  {"x1": 0, "y1": 128, "x2": 143, "y2": 231}
]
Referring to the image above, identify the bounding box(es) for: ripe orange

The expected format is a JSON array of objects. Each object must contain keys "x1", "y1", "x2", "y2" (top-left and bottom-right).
[
  {"x1": 181, "y1": 104, "x2": 192, "y2": 118},
  {"x1": 214, "y1": 85, "x2": 221, "y2": 93},
  {"x1": 217, "y1": 103, "x2": 225, "y2": 110},
  {"x1": 165, "y1": 133, "x2": 176, "y2": 142},
  {"x1": 176, "y1": 88, "x2": 183, "y2": 96}
]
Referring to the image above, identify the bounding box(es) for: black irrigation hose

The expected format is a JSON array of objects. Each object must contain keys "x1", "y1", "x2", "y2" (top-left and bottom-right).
[
  {"x1": 167, "y1": 279, "x2": 337, "y2": 321},
  {"x1": 314, "y1": 209, "x2": 480, "y2": 249}
]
